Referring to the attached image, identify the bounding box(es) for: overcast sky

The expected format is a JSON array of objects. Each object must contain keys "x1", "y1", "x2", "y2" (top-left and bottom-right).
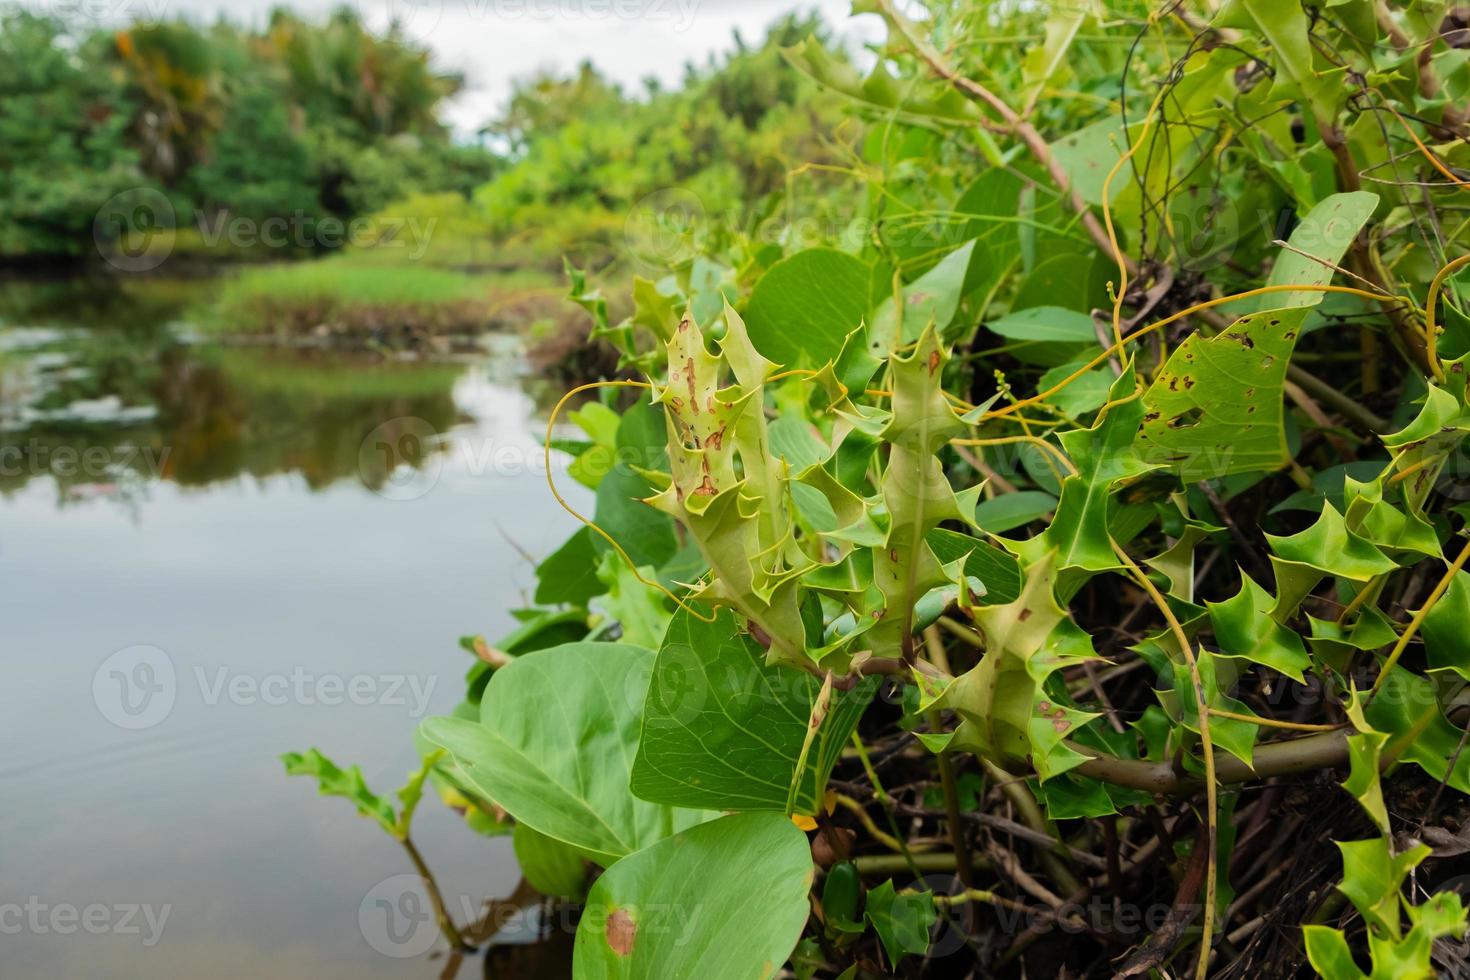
[{"x1": 23, "y1": 0, "x2": 885, "y2": 136}]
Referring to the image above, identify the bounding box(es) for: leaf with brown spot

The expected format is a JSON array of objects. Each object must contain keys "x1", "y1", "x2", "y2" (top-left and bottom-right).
[{"x1": 605, "y1": 909, "x2": 636, "y2": 956}]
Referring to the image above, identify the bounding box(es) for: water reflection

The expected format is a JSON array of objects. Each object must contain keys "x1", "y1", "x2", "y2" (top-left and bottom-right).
[
  {"x1": 0, "y1": 276, "x2": 480, "y2": 501},
  {"x1": 0, "y1": 273, "x2": 592, "y2": 978}
]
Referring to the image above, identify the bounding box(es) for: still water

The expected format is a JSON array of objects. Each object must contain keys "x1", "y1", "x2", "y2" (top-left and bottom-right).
[{"x1": 0, "y1": 276, "x2": 588, "y2": 978}]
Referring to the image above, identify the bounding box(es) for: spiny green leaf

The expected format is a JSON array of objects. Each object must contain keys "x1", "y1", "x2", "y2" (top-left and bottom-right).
[
  {"x1": 1206, "y1": 572, "x2": 1311, "y2": 682},
  {"x1": 1343, "y1": 730, "x2": 1392, "y2": 835}
]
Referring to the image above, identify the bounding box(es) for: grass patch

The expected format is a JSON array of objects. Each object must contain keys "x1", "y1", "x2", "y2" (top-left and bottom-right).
[{"x1": 201, "y1": 259, "x2": 559, "y2": 345}]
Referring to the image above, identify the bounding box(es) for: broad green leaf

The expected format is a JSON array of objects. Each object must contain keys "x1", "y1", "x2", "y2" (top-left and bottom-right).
[
  {"x1": 1019, "y1": 2, "x2": 1092, "y2": 112},
  {"x1": 864, "y1": 879, "x2": 936, "y2": 966},
  {"x1": 925, "y1": 527, "x2": 1023, "y2": 604},
  {"x1": 869, "y1": 241, "x2": 977, "y2": 354},
  {"x1": 591, "y1": 552, "x2": 671, "y2": 649},
  {"x1": 1038, "y1": 360, "x2": 1113, "y2": 416},
  {"x1": 572, "y1": 812, "x2": 813, "y2": 979},
  {"x1": 972, "y1": 491, "x2": 1058, "y2": 535},
  {"x1": 1049, "y1": 117, "x2": 1127, "y2": 205},
  {"x1": 566, "y1": 402, "x2": 622, "y2": 489},
  {"x1": 535, "y1": 527, "x2": 604, "y2": 606},
  {"x1": 744, "y1": 247, "x2": 872, "y2": 368},
  {"x1": 986, "y1": 306, "x2": 1099, "y2": 343},
  {"x1": 1261, "y1": 191, "x2": 1380, "y2": 308},
  {"x1": 1206, "y1": 573, "x2": 1310, "y2": 682},
  {"x1": 631, "y1": 608, "x2": 876, "y2": 813},
  {"x1": 1234, "y1": 0, "x2": 1343, "y2": 126},
  {"x1": 593, "y1": 462, "x2": 678, "y2": 569},
  {"x1": 420, "y1": 642, "x2": 709, "y2": 865},
  {"x1": 513, "y1": 822, "x2": 588, "y2": 900},
  {"x1": 1136, "y1": 306, "x2": 1311, "y2": 481},
  {"x1": 768, "y1": 415, "x2": 831, "y2": 472}
]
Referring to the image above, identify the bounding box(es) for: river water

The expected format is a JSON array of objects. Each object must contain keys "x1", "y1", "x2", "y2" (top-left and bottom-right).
[{"x1": 0, "y1": 274, "x2": 588, "y2": 978}]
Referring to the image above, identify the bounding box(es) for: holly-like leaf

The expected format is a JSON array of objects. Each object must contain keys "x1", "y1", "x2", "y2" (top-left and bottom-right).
[
  {"x1": 1422, "y1": 570, "x2": 1470, "y2": 680},
  {"x1": 1206, "y1": 572, "x2": 1310, "y2": 682},
  {"x1": 1343, "y1": 730, "x2": 1391, "y2": 835},
  {"x1": 1044, "y1": 365, "x2": 1153, "y2": 571}
]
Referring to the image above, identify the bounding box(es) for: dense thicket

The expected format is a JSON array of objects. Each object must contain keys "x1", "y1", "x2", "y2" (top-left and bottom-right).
[{"x1": 0, "y1": 7, "x2": 494, "y2": 259}]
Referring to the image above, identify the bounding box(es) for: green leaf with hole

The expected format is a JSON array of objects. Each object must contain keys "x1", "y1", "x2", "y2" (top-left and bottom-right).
[
  {"x1": 572, "y1": 812, "x2": 813, "y2": 979},
  {"x1": 1135, "y1": 305, "x2": 1310, "y2": 481},
  {"x1": 631, "y1": 607, "x2": 876, "y2": 814},
  {"x1": 420, "y1": 642, "x2": 711, "y2": 865}
]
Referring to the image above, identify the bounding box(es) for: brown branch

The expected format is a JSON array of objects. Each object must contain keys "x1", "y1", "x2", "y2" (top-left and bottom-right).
[
  {"x1": 1070, "y1": 729, "x2": 1351, "y2": 794},
  {"x1": 872, "y1": 0, "x2": 1137, "y2": 277}
]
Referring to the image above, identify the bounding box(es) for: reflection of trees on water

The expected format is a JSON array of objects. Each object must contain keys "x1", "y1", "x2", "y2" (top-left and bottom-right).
[{"x1": 0, "y1": 279, "x2": 466, "y2": 500}]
